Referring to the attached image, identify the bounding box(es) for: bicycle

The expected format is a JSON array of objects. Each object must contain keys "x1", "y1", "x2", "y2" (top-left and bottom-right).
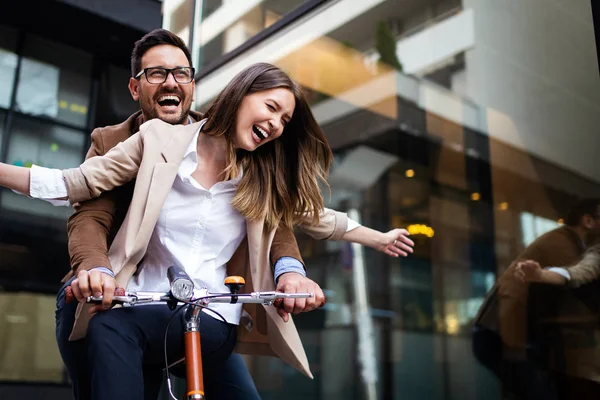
[{"x1": 65, "y1": 265, "x2": 314, "y2": 400}]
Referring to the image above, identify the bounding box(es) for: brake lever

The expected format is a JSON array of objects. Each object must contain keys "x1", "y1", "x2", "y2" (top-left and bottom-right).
[
  {"x1": 252, "y1": 291, "x2": 314, "y2": 306},
  {"x1": 86, "y1": 294, "x2": 138, "y2": 305}
]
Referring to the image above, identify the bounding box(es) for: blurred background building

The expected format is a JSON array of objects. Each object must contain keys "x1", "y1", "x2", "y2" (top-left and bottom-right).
[
  {"x1": 1, "y1": 0, "x2": 600, "y2": 399},
  {"x1": 0, "y1": 0, "x2": 161, "y2": 398}
]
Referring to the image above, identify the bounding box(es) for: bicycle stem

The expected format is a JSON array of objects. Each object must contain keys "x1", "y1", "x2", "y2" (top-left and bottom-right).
[{"x1": 183, "y1": 298, "x2": 208, "y2": 399}]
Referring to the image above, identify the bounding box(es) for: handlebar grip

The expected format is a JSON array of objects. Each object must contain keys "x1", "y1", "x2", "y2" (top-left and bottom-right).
[
  {"x1": 64, "y1": 286, "x2": 126, "y2": 304},
  {"x1": 272, "y1": 296, "x2": 326, "y2": 309}
]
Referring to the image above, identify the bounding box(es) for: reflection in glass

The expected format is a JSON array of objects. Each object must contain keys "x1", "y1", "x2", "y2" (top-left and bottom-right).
[
  {"x1": 16, "y1": 58, "x2": 60, "y2": 118},
  {"x1": 16, "y1": 35, "x2": 92, "y2": 127},
  {"x1": 195, "y1": 0, "x2": 309, "y2": 69},
  {"x1": 162, "y1": 0, "x2": 195, "y2": 46},
  {"x1": 0, "y1": 49, "x2": 18, "y2": 110},
  {"x1": 187, "y1": 0, "x2": 600, "y2": 398},
  {"x1": 2, "y1": 116, "x2": 85, "y2": 220},
  {"x1": 95, "y1": 64, "x2": 139, "y2": 127},
  {"x1": 0, "y1": 25, "x2": 18, "y2": 109},
  {"x1": 0, "y1": 110, "x2": 4, "y2": 156}
]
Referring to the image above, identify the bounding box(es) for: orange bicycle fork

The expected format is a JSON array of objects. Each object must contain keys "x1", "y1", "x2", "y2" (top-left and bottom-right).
[{"x1": 184, "y1": 310, "x2": 205, "y2": 399}]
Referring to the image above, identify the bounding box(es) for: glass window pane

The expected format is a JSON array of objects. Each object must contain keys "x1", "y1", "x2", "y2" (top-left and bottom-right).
[
  {"x1": 0, "y1": 24, "x2": 18, "y2": 109},
  {"x1": 0, "y1": 292, "x2": 64, "y2": 382},
  {"x1": 94, "y1": 64, "x2": 139, "y2": 127},
  {"x1": 15, "y1": 35, "x2": 92, "y2": 128},
  {"x1": 194, "y1": 1, "x2": 600, "y2": 398},
  {"x1": 0, "y1": 109, "x2": 5, "y2": 156},
  {"x1": 2, "y1": 116, "x2": 85, "y2": 221},
  {"x1": 194, "y1": 0, "x2": 311, "y2": 69},
  {"x1": 163, "y1": 0, "x2": 195, "y2": 46}
]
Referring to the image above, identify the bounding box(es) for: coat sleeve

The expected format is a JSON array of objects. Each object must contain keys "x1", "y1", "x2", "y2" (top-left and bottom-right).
[
  {"x1": 270, "y1": 225, "x2": 305, "y2": 269},
  {"x1": 297, "y1": 207, "x2": 348, "y2": 241},
  {"x1": 62, "y1": 121, "x2": 151, "y2": 203},
  {"x1": 567, "y1": 244, "x2": 600, "y2": 288}
]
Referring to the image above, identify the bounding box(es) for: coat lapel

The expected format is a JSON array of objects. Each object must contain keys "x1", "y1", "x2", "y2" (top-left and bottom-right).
[
  {"x1": 246, "y1": 219, "x2": 278, "y2": 291},
  {"x1": 132, "y1": 121, "x2": 202, "y2": 253},
  {"x1": 242, "y1": 219, "x2": 313, "y2": 377},
  {"x1": 134, "y1": 163, "x2": 180, "y2": 246}
]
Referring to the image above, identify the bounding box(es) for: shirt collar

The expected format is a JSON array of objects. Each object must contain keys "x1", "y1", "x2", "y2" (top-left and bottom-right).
[
  {"x1": 181, "y1": 118, "x2": 243, "y2": 187},
  {"x1": 183, "y1": 118, "x2": 208, "y2": 160}
]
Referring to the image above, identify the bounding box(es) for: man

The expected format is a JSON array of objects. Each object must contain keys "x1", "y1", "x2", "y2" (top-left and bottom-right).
[
  {"x1": 513, "y1": 210, "x2": 600, "y2": 398},
  {"x1": 472, "y1": 198, "x2": 600, "y2": 399},
  {"x1": 55, "y1": 29, "x2": 320, "y2": 400}
]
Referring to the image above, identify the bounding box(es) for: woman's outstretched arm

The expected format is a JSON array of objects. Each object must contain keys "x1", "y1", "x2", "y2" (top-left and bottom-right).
[
  {"x1": 0, "y1": 120, "x2": 153, "y2": 206},
  {"x1": 341, "y1": 225, "x2": 414, "y2": 258},
  {"x1": 0, "y1": 163, "x2": 34, "y2": 196},
  {"x1": 63, "y1": 127, "x2": 145, "y2": 203},
  {"x1": 299, "y1": 208, "x2": 414, "y2": 257},
  {"x1": 0, "y1": 130, "x2": 143, "y2": 204}
]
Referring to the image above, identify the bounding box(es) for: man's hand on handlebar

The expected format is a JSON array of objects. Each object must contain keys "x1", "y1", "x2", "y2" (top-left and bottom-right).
[
  {"x1": 71, "y1": 269, "x2": 116, "y2": 314},
  {"x1": 276, "y1": 273, "x2": 325, "y2": 323}
]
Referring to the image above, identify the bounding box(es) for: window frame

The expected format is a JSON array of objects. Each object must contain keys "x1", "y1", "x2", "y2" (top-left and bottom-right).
[{"x1": 194, "y1": 0, "x2": 330, "y2": 80}]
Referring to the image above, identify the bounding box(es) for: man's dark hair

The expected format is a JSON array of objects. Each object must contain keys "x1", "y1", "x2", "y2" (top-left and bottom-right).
[
  {"x1": 566, "y1": 198, "x2": 600, "y2": 226},
  {"x1": 130, "y1": 29, "x2": 193, "y2": 77}
]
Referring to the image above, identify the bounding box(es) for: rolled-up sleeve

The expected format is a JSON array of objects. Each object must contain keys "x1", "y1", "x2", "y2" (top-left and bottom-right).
[
  {"x1": 547, "y1": 267, "x2": 571, "y2": 281},
  {"x1": 62, "y1": 125, "x2": 147, "y2": 203},
  {"x1": 299, "y1": 208, "x2": 348, "y2": 240},
  {"x1": 28, "y1": 164, "x2": 71, "y2": 207}
]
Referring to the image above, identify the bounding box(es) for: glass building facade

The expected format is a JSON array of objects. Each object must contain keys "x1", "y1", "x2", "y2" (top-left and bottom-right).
[
  {"x1": 0, "y1": 0, "x2": 599, "y2": 399},
  {"x1": 163, "y1": 0, "x2": 600, "y2": 399},
  {"x1": 0, "y1": 1, "x2": 160, "y2": 398}
]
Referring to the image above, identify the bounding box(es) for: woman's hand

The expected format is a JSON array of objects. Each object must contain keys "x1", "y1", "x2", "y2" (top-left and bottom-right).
[
  {"x1": 342, "y1": 226, "x2": 414, "y2": 257},
  {"x1": 377, "y1": 228, "x2": 414, "y2": 257},
  {"x1": 275, "y1": 273, "x2": 326, "y2": 323}
]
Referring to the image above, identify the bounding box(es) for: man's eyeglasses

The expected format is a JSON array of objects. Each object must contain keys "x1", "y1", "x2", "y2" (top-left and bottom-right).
[{"x1": 135, "y1": 67, "x2": 195, "y2": 84}]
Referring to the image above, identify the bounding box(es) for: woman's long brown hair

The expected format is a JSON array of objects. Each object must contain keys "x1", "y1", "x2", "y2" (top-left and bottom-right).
[{"x1": 202, "y1": 63, "x2": 333, "y2": 231}]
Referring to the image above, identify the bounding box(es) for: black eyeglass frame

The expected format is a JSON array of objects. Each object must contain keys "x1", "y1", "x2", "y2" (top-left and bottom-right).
[{"x1": 134, "y1": 67, "x2": 196, "y2": 84}]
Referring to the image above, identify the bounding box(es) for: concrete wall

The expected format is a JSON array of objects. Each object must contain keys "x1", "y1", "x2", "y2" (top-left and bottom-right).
[{"x1": 461, "y1": 0, "x2": 600, "y2": 183}]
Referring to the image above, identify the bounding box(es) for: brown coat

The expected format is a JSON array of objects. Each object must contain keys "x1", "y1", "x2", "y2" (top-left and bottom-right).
[
  {"x1": 474, "y1": 226, "x2": 600, "y2": 381},
  {"x1": 474, "y1": 226, "x2": 585, "y2": 349},
  {"x1": 63, "y1": 118, "x2": 349, "y2": 378}
]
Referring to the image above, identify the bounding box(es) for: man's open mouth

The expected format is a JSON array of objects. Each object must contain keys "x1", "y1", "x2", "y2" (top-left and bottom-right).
[{"x1": 157, "y1": 95, "x2": 181, "y2": 108}]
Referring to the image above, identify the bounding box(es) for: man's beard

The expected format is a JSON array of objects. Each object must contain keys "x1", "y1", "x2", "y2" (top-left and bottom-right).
[
  {"x1": 153, "y1": 108, "x2": 189, "y2": 125},
  {"x1": 141, "y1": 94, "x2": 190, "y2": 125}
]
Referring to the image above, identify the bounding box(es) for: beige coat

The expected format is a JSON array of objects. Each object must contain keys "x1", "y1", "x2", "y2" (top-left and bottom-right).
[
  {"x1": 566, "y1": 243, "x2": 600, "y2": 287},
  {"x1": 63, "y1": 118, "x2": 348, "y2": 378}
]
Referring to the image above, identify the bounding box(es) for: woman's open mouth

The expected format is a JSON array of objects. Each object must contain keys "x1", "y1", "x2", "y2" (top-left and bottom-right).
[{"x1": 252, "y1": 125, "x2": 269, "y2": 143}]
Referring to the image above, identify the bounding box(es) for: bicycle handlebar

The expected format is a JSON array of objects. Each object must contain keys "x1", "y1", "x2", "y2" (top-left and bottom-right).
[
  {"x1": 64, "y1": 274, "x2": 318, "y2": 400},
  {"x1": 64, "y1": 283, "x2": 314, "y2": 308}
]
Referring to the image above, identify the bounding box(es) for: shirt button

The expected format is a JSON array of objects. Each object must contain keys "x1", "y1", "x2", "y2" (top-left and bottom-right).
[{"x1": 206, "y1": 193, "x2": 213, "y2": 199}]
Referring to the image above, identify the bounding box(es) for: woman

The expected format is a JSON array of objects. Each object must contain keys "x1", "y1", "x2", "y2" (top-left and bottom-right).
[{"x1": 0, "y1": 63, "x2": 413, "y2": 399}]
